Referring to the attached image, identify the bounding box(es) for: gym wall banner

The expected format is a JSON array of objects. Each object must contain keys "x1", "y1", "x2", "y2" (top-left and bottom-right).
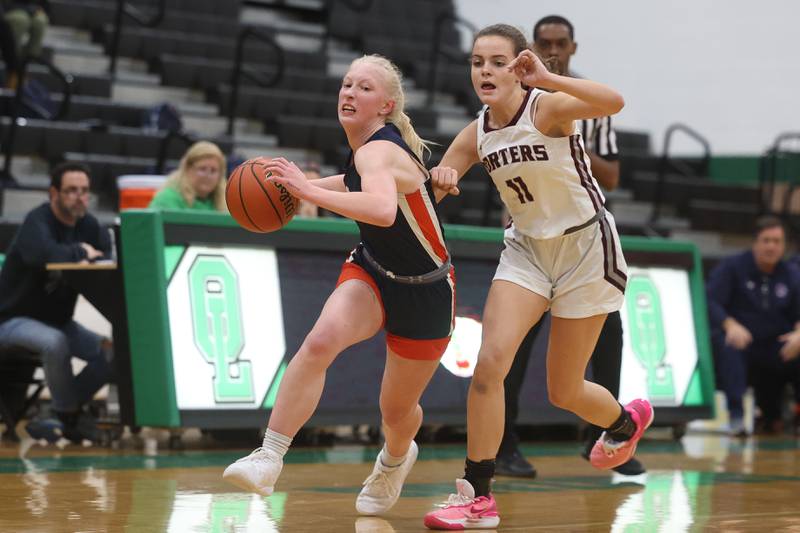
[
  {"x1": 619, "y1": 267, "x2": 701, "y2": 407},
  {"x1": 121, "y1": 211, "x2": 714, "y2": 428},
  {"x1": 166, "y1": 246, "x2": 286, "y2": 410}
]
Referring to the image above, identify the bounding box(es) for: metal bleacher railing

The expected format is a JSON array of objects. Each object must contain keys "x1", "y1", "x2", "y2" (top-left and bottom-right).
[
  {"x1": 759, "y1": 132, "x2": 800, "y2": 219},
  {"x1": 107, "y1": 0, "x2": 166, "y2": 79},
  {"x1": 422, "y1": 12, "x2": 494, "y2": 224},
  {"x1": 426, "y1": 12, "x2": 476, "y2": 107},
  {"x1": 649, "y1": 123, "x2": 711, "y2": 231},
  {"x1": 226, "y1": 26, "x2": 285, "y2": 136},
  {"x1": 0, "y1": 57, "x2": 74, "y2": 216}
]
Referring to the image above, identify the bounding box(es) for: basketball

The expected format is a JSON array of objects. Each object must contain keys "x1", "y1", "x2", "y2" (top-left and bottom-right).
[{"x1": 225, "y1": 158, "x2": 299, "y2": 233}]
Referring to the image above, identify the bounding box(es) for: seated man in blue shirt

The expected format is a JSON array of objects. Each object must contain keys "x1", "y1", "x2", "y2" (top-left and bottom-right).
[
  {"x1": 0, "y1": 162, "x2": 112, "y2": 443},
  {"x1": 707, "y1": 216, "x2": 800, "y2": 435}
]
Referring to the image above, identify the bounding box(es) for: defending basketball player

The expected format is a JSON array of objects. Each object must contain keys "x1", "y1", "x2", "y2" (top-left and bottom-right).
[
  {"x1": 423, "y1": 25, "x2": 653, "y2": 530},
  {"x1": 223, "y1": 54, "x2": 456, "y2": 517}
]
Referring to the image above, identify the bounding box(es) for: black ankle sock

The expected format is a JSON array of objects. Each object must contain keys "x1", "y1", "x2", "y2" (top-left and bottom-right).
[
  {"x1": 464, "y1": 458, "x2": 495, "y2": 497},
  {"x1": 606, "y1": 404, "x2": 636, "y2": 441}
]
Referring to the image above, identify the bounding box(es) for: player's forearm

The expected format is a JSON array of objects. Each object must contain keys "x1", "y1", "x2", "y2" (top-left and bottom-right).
[
  {"x1": 542, "y1": 74, "x2": 624, "y2": 115},
  {"x1": 312, "y1": 174, "x2": 346, "y2": 192},
  {"x1": 304, "y1": 187, "x2": 396, "y2": 227}
]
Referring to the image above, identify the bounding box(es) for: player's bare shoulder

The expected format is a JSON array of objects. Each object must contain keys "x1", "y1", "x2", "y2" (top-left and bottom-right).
[{"x1": 355, "y1": 140, "x2": 419, "y2": 191}]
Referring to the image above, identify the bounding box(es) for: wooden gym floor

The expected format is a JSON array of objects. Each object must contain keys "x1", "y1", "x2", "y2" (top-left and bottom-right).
[{"x1": 1, "y1": 433, "x2": 800, "y2": 532}]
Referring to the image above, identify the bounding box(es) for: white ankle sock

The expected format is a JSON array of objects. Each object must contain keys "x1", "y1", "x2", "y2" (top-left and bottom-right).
[
  {"x1": 379, "y1": 444, "x2": 406, "y2": 468},
  {"x1": 262, "y1": 428, "x2": 292, "y2": 458}
]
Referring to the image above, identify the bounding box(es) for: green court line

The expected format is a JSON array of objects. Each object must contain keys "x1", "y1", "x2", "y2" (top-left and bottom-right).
[
  {"x1": 3, "y1": 439, "x2": 800, "y2": 475},
  {"x1": 305, "y1": 471, "x2": 800, "y2": 497}
]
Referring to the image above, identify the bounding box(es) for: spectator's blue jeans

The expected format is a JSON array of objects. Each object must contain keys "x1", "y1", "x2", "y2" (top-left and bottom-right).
[{"x1": 0, "y1": 317, "x2": 111, "y2": 413}]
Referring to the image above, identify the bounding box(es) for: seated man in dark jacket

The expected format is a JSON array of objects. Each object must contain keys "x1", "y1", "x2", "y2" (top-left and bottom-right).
[
  {"x1": 0, "y1": 162, "x2": 112, "y2": 443},
  {"x1": 707, "y1": 215, "x2": 800, "y2": 435}
]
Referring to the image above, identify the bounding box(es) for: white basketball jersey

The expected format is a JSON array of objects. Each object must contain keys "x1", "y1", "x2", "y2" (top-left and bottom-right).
[{"x1": 476, "y1": 88, "x2": 605, "y2": 239}]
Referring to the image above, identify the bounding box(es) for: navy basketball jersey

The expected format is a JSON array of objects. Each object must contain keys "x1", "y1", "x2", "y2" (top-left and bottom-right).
[{"x1": 343, "y1": 123, "x2": 448, "y2": 276}]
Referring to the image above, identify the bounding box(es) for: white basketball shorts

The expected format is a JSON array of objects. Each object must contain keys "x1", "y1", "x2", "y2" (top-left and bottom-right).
[{"x1": 493, "y1": 211, "x2": 627, "y2": 318}]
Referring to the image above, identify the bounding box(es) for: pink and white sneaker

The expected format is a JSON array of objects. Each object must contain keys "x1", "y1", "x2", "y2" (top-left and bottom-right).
[
  {"x1": 423, "y1": 479, "x2": 499, "y2": 530},
  {"x1": 590, "y1": 398, "x2": 654, "y2": 470}
]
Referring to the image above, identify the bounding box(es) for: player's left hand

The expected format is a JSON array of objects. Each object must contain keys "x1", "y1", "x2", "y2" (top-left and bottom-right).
[
  {"x1": 779, "y1": 329, "x2": 800, "y2": 362},
  {"x1": 507, "y1": 49, "x2": 552, "y2": 88},
  {"x1": 262, "y1": 157, "x2": 311, "y2": 198}
]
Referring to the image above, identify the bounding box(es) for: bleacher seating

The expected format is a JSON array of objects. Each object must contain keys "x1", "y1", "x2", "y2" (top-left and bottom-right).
[
  {"x1": 158, "y1": 57, "x2": 339, "y2": 94},
  {"x1": 630, "y1": 173, "x2": 761, "y2": 217},
  {"x1": 0, "y1": 0, "x2": 776, "y2": 255}
]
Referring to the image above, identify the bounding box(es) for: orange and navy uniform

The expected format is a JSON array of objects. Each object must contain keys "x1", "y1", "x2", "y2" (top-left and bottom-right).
[{"x1": 337, "y1": 123, "x2": 455, "y2": 360}]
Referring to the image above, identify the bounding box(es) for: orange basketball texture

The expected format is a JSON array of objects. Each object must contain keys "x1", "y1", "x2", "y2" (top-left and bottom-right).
[{"x1": 225, "y1": 159, "x2": 299, "y2": 233}]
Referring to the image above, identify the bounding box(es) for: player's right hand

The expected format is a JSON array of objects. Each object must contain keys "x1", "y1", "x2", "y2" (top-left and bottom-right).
[{"x1": 431, "y1": 166, "x2": 460, "y2": 196}]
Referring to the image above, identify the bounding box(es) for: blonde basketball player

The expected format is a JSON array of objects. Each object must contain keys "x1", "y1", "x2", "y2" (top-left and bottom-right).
[
  {"x1": 223, "y1": 55, "x2": 456, "y2": 517},
  {"x1": 423, "y1": 24, "x2": 653, "y2": 530}
]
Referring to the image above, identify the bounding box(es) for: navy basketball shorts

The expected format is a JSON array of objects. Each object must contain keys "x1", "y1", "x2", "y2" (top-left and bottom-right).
[{"x1": 336, "y1": 254, "x2": 456, "y2": 360}]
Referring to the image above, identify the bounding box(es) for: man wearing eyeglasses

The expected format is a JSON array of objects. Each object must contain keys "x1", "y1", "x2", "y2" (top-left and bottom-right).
[{"x1": 0, "y1": 162, "x2": 112, "y2": 444}]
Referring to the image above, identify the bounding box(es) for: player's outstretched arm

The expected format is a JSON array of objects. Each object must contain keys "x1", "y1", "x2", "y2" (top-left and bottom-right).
[{"x1": 433, "y1": 119, "x2": 480, "y2": 203}]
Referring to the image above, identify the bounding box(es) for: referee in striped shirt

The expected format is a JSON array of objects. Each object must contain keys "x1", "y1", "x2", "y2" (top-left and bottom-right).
[{"x1": 495, "y1": 14, "x2": 645, "y2": 478}]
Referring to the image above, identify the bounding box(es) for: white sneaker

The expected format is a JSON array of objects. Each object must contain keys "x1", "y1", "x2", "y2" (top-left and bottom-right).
[
  {"x1": 356, "y1": 441, "x2": 418, "y2": 516},
  {"x1": 222, "y1": 447, "x2": 283, "y2": 496}
]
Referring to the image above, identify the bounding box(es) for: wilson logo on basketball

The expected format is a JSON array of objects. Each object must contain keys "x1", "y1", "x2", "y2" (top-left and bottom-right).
[
  {"x1": 275, "y1": 182, "x2": 296, "y2": 217},
  {"x1": 226, "y1": 159, "x2": 299, "y2": 233}
]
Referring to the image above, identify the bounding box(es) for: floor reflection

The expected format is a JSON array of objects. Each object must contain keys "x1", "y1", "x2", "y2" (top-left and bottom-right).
[
  {"x1": 354, "y1": 516, "x2": 397, "y2": 532},
  {"x1": 611, "y1": 471, "x2": 694, "y2": 532},
  {"x1": 3, "y1": 434, "x2": 800, "y2": 531},
  {"x1": 166, "y1": 492, "x2": 281, "y2": 532}
]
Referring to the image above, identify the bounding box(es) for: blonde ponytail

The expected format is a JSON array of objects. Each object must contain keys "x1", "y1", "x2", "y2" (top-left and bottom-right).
[
  {"x1": 351, "y1": 54, "x2": 432, "y2": 161},
  {"x1": 391, "y1": 110, "x2": 431, "y2": 161}
]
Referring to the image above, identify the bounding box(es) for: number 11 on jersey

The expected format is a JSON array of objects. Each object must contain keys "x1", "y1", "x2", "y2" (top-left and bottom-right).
[{"x1": 505, "y1": 176, "x2": 534, "y2": 204}]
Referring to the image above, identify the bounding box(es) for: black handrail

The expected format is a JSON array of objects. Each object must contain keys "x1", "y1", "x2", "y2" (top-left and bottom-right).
[
  {"x1": 426, "y1": 12, "x2": 476, "y2": 107},
  {"x1": 1, "y1": 57, "x2": 74, "y2": 187},
  {"x1": 155, "y1": 129, "x2": 195, "y2": 175},
  {"x1": 758, "y1": 132, "x2": 800, "y2": 215},
  {"x1": 226, "y1": 26, "x2": 286, "y2": 136},
  {"x1": 649, "y1": 123, "x2": 711, "y2": 225},
  {"x1": 108, "y1": 0, "x2": 166, "y2": 78}
]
